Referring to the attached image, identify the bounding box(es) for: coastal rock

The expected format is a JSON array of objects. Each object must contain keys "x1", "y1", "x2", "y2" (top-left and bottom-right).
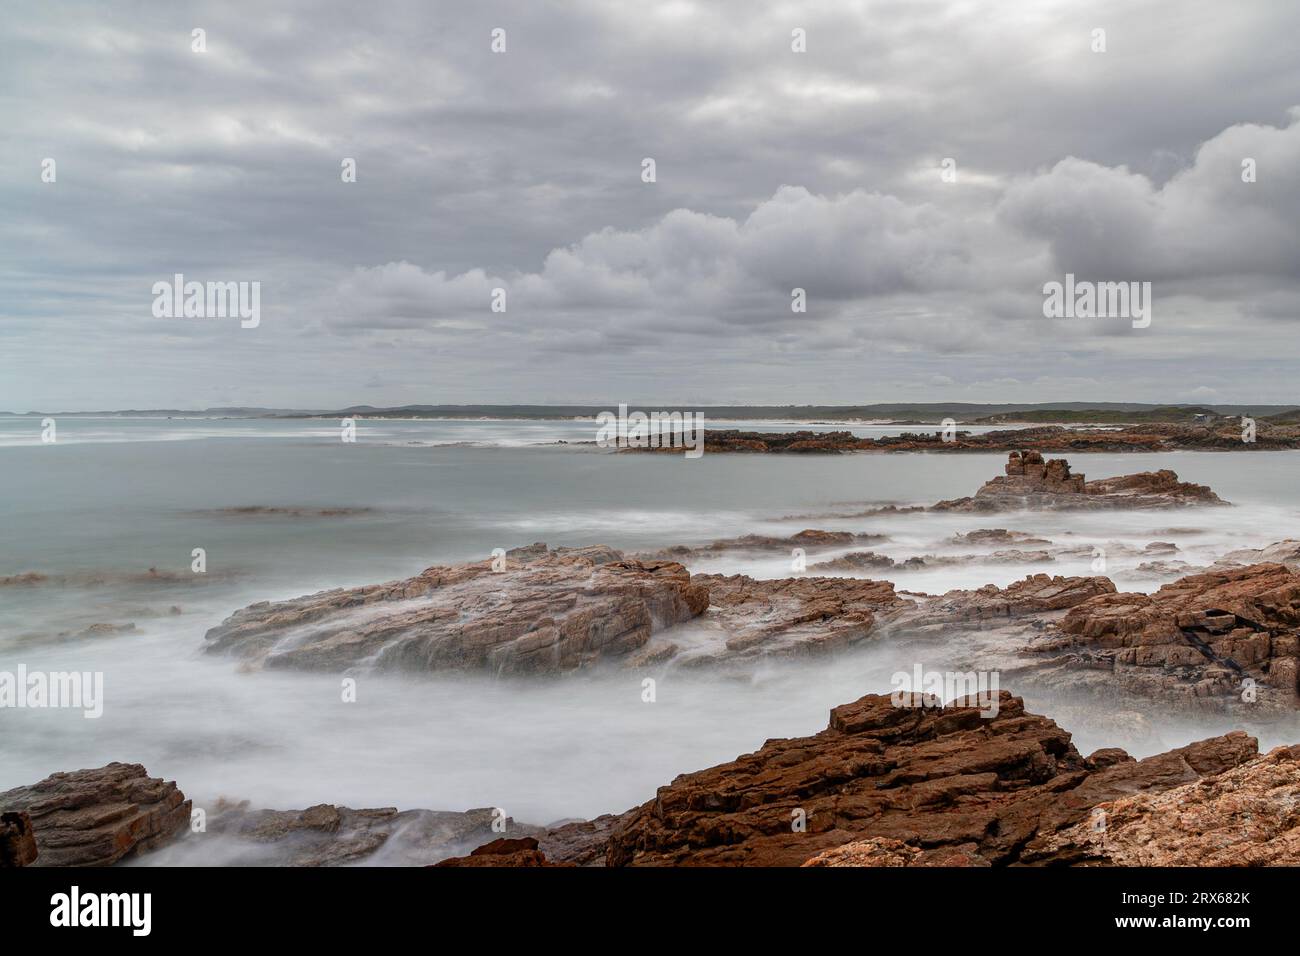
[
  {"x1": 802, "y1": 837, "x2": 990, "y2": 867},
  {"x1": 1044, "y1": 562, "x2": 1300, "y2": 706},
  {"x1": 669, "y1": 423, "x2": 1300, "y2": 454},
  {"x1": 810, "y1": 551, "x2": 898, "y2": 572},
  {"x1": 1215, "y1": 540, "x2": 1300, "y2": 569},
  {"x1": 0, "y1": 763, "x2": 190, "y2": 866},
  {"x1": 636, "y1": 573, "x2": 909, "y2": 665},
  {"x1": 433, "y1": 836, "x2": 572, "y2": 867},
  {"x1": 640, "y1": 529, "x2": 887, "y2": 562},
  {"x1": 913, "y1": 573, "x2": 1117, "y2": 626},
  {"x1": 931, "y1": 452, "x2": 1225, "y2": 512},
  {"x1": 161, "y1": 801, "x2": 547, "y2": 866},
  {"x1": 952, "y1": 529, "x2": 1051, "y2": 546},
  {"x1": 203, "y1": 545, "x2": 709, "y2": 674},
  {"x1": 812, "y1": 549, "x2": 1054, "y2": 573},
  {"x1": 604, "y1": 692, "x2": 1258, "y2": 866},
  {"x1": 1025, "y1": 744, "x2": 1300, "y2": 865},
  {"x1": 1, "y1": 811, "x2": 39, "y2": 866}
]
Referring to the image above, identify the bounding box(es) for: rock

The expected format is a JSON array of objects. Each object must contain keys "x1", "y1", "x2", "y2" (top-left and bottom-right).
[
  {"x1": 538, "y1": 815, "x2": 622, "y2": 866},
  {"x1": 810, "y1": 551, "x2": 898, "y2": 572},
  {"x1": 1132, "y1": 560, "x2": 1197, "y2": 577},
  {"x1": 203, "y1": 545, "x2": 709, "y2": 674},
  {"x1": 604, "y1": 691, "x2": 1259, "y2": 866},
  {"x1": 433, "y1": 836, "x2": 572, "y2": 867},
  {"x1": 803, "y1": 838, "x2": 990, "y2": 867},
  {"x1": 188, "y1": 506, "x2": 376, "y2": 518},
  {"x1": 1026, "y1": 744, "x2": 1300, "y2": 865},
  {"x1": 914, "y1": 573, "x2": 1117, "y2": 625},
  {"x1": 1143, "y1": 542, "x2": 1179, "y2": 554},
  {"x1": 952, "y1": 529, "x2": 1051, "y2": 546},
  {"x1": 636, "y1": 574, "x2": 909, "y2": 665},
  {"x1": 639, "y1": 529, "x2": 887, "y2": 562},
  {"x1": 170, "y1": 801, "x2": 546, "y2": 866},
  {"x1": 1216, "y1": 540, "x2": 1300, "y2": 569},
  {"x1": 0, "y1": 763, "x2": 190, "y2": 866},
  {"x1": 932, "y1": 452, "x2": 1226, "y2": 512},
  {"x1": 1047, "y1": 562, "x2": 1300, "y2": 706},
  {"x1": 814, "y1": 550, "x2": 1054, "y2": 573},
  {"x1": 638, "y1": 423, "x2": 1300, "y2": 454},
  {"x1": 1, "y1": 811, "x2": 39, "y2": 866}
]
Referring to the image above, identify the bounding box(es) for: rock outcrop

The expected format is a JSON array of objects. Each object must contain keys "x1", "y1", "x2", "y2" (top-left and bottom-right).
[
  {"x1": 1041, "y1": 562, "x2": 1300, "y2": 707},
  {"x1": 203, "y1": 544, "x2": 709, "y2": 674},
  {"x1": 931, "y1": 452, "x2": 1225, "y2": 511},
  {"x1": 603, "y1": 692, "x2": 1259, "y2": 866},
  {"x1": 1025, "y1": 744, "x2": 1300, "y2": 865},
  {"x1": 0, "y1": 763, "x2": 190, "y2": 866}
]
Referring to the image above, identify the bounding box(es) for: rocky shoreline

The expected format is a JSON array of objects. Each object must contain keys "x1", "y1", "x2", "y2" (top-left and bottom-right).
[
  {"x1": 6, "y1": 692, "x2": 1298, "y2": 867},
  {"x1": 638, "y1": 422, "x2": 1300, "y2": 453},
  {"x1": 7, "y1": 450, "x2": 1300, "y2": 868}
]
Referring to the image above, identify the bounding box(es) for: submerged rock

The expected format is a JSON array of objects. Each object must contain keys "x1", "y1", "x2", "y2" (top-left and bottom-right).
[{"x1": 171, "y1": 801, "x2": 545, "y2": 866}]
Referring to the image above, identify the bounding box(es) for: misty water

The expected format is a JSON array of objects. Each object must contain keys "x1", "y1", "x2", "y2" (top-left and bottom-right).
[{"x1": 3, "y1": 417, "x2": 1300, "y2": 856}]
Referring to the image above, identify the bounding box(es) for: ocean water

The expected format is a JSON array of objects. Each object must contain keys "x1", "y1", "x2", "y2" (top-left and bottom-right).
[{"x1": 2, "y1": 417, "x2": 1299, "y2": 847}]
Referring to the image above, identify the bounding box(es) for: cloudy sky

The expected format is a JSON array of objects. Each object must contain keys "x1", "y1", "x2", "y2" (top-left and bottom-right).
[{"x1": 2, "y1": 0, "x2": 1298, "y2": 411}]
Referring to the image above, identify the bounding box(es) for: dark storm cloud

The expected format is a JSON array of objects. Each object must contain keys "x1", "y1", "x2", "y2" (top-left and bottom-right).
[{"x1": 1, "y1": 0, "x2": 1298, "y2": 409}]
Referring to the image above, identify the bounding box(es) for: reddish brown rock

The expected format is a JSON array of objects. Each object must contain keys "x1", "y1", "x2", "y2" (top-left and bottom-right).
[
  {"x1": 1, "y1": 811, "x2": 39, "y2": 866},
  {"x1": 605, "y1": 692, "x2": 1257, "y2": 866},
  {"x1": 204, "y1": 545, "x2": 709, "y2": 674},
  {"x1": 802, "y1": 837, "x2": 990, "y2": 867},
  {"x1": 0, "y1": 763, "x2": 190, "y2": 866},
  {"x1": 1047, "y1": 563, "x2": 1300, "y2": 705},
  {"x1": 653, "y1": 423, "x2": 1300, "y2": 454},
  {"x1": 932, "y1": 452, "x2": 1225, "y2": 512},
  {"x1": 915, "y1": 573, "x2": 1117, "y2": 626},
  {"x1": 1025, "y1": 744, "x2": 1300, "y2": 865},
  {"x1": 433, "y1": 836, "x2": 572, "y2": 867}
]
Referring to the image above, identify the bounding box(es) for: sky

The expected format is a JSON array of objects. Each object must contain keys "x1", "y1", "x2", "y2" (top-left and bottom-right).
[{"x1": 1, "y1": 0, "x2": 1298, "y2": 411}]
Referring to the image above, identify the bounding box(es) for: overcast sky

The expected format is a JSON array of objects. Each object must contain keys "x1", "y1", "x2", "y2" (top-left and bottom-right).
[{"x1": 2, "y1": 0, "x2": 1298, "y2": 411}]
